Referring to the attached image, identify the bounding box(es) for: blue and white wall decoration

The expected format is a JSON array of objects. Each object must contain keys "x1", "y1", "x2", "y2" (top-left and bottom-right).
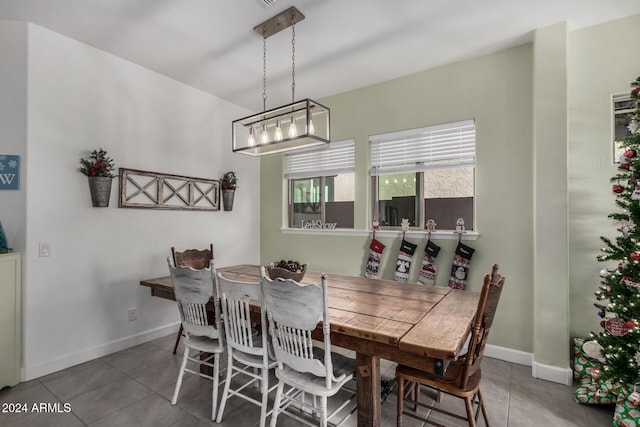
[{"x1": 0, "y1": 155, "x2": 20, "y2": 190}]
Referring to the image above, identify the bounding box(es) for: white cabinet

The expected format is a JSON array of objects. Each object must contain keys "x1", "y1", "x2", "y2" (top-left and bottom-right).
[{"x1": 0, "y1": 252, "x2": 21, "y2": 388}]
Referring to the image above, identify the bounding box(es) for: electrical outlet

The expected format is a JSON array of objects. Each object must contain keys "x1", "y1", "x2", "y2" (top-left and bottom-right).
[
  {"x1": 128, "y1": 308, "x2": 138, "y2": 322},
  {"x1": 39, "y1": 242, "x2": 51, "y2": 257}
]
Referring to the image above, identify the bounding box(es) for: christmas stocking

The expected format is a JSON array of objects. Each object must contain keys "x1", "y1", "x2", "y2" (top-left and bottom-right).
[
  {"x1": 417, "y1": 240, "x2": 441, "y2": 285},
  {"x1": 448, "y1": 242, "x2": 475, "y2": 290},
  {"x1": 394, "y1": 239, "x2": 417, "y2": 282},
  {"x1": 364, "y1": 238, "x2": 385, "y2": 279}
]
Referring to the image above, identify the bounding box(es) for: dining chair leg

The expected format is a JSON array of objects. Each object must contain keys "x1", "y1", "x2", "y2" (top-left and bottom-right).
[
  {"x1": 270, "y1": 382, "x2": 284, "y2": 427},
  {"x1": 397, "y1": 376, "x2": 405, "y2": 427},
  {"x1": 211, "y1": 353, "x2": 220, "y2": 421},
  {"x1": 215, "y1": 352, "x2": 234, "y2": 423},
  {"x1": 171, "y1": 346, "x2": 189, "y2": 405},
  {"x1": 259, "y1": 366, "x2": 269, "y2": 427},
  {"x1": 172, "y1": 325, "x2": 183, "y2": 355},
  {"x1": 319, "y1": 395, "x2": 328, "y2": 427},
  {"x1": 411, "y1": 382, "x2": 419, "y2": 411},
  {"x1": 464, "y1": 396, "x2": 477, "y2": 427},
  {"x1": 478, "y1": 387, "x2": 490, "y2": 427}
]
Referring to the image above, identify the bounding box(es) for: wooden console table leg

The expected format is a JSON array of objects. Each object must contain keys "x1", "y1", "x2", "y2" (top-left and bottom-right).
[{"x1": 356, "y1": 352, "x2": 381, "y2": 427}]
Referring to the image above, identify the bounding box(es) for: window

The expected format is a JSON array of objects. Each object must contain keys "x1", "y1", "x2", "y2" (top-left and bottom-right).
[
  {"x1": 613, "y1": 93, "x2": 639, "y2": 163},
  {"x1": 286, "y1": 140, "x2": 355, "y2": 229},
  {"x1": 370, "y1": 120, "x2": 475, "y2": 230}
]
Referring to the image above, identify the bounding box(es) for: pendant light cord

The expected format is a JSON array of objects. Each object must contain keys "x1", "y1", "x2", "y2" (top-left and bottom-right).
[
  {"x1": 262, "y1": 33, "x2": 267, "y2": 112},
  {"x1": 291, "y1": 14, "x2": 296, "y2": 103}
]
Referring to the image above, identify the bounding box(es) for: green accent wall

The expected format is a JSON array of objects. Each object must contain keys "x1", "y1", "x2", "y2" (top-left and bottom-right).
[
  {"x1": 261, "y1": 43, "x2": 535, "y2": 354},
  {"x1": 568, "y1": 14, "x2": 640, "y2": 339}
]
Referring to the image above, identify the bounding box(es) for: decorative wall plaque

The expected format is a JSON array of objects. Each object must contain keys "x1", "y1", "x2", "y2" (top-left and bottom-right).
[
  {"x1": 119, "y1": 168, "x2": 219, "y2": 211},
  {"x1": 0, "y1": 155, "x2": 20, "y2": 190}
]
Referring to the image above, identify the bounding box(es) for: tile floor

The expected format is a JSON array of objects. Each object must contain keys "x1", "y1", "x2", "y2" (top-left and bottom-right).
[{"x1": 0, "y1": 333, "x2": 616, "y2": 426}]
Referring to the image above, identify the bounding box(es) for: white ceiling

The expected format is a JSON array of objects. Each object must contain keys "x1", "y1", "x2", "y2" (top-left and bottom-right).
[{"x1": 1, "y1": 0, "x2": 640, "y2": 111}]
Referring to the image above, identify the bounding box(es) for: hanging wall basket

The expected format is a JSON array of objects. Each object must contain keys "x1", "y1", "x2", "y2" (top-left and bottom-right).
[
  {"x1": 88, "y1": 176, "x2": 113, "y2": 207},
  {"x1": 222, "y1": 190, "x2": 235, "y2": 211}
]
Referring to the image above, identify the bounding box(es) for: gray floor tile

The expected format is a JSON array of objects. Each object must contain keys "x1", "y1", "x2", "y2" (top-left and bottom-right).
[
  {"x1": 0, "y1": 409, "x2": 85, "y2": 427},
  {"x1": 126, "y1": 351, "x2": 184, "y2": 394},
  {"x1": 151, "y1": 332, "x2": 185, "y2": 354},
  {"x1": 0, "y1": 381, "x2": 74, "y2": 426},
  {"x1": 1, "y1": 333, "x2": 623, "y2": 427},
  {"x1": 101, "y1": 342, "x2": 172, "y2": 374},
  {"x1": 509, "y1": 368, "x2": 592, "y2": 427},
  {"x1": 88, "y1": 394, "x2": 198, "y2": 427},
  {"x1": 68, "y1": 376, "x2": 154, "y2": 424},
  {"x1": 41, "y1": 359, "x2": 125, "y2": 401}
]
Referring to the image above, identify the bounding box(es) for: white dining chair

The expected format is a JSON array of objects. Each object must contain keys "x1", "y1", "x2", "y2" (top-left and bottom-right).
[
  {"x1": 169, "y1": 244, "x2": 215, "y2": 354},
  {"x1": 215, "y1": 272, "x2": 277, "y2": 427},
  {"x1": 260, "y1": 266, "x2": 356, "y2": 427},
  {"x1": 167, "y1": 256, "x2": 224, "y2": 421}
]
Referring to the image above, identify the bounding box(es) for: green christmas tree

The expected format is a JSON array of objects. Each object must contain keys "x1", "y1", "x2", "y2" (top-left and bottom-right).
[
  {"x1": 596, "y1": 75, "x2": 640, "y2": 387},
  {"x1": 0, "y1": 221, "x2": 11, "y2": 253}
]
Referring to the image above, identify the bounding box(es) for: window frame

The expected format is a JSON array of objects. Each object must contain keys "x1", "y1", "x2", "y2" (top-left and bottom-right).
[
  {"x1": 285, "y1": 139, "x2": 355, "y2": 229},
  {"x1": 369, "y1": 120, "x2": 476, "y2": 231}
]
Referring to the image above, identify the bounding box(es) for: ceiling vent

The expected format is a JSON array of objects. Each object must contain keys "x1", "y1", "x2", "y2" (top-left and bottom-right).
[{"x1": 255, "y1": 0, "x2": 277, "y2": 8}]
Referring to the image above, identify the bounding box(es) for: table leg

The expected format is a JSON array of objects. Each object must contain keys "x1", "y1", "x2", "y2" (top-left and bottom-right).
[{"x1": 356, "y1": 352, "x2": 381, "y2": 427}]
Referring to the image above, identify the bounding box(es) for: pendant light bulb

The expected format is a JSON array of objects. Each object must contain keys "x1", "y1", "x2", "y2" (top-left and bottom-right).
[
  {"x1": 274, "y1": 120, "x2": 283, "y2": 141},
  {"x1": 261, "y1": 124, "x2": 269, "y2": 144},
  {"x1": 247, "y1": 127, "x2": 256, "y2": 147},
  {"x1": 289, "y1": 116, "x2": 298, "y2": 138},
  {"x1": 308, "y1": 118, "x2": 315, "y2": 135}
]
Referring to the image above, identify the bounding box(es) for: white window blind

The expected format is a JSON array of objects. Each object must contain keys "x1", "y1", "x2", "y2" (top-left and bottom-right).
[
  {"x1": 285, "y1": 139, "x2": 355, "y2": 179},
  {"x1": 369, "y1": 119, "x2": 475, "y2": 176}
]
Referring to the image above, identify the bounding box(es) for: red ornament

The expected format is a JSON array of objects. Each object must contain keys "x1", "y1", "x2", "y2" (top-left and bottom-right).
[
  {"x1": 626, "y1": 149, "x2": 638, "y2": 158},
  {"x1": 620, "y1": 163, "x2": 631, "y2": 170},
  {"x1": 632, "y1": 252, "x2": 640, "y2": 261},
  {"x1": 613, "y1": 184, "x2": 624, "y2": 193},
  {"x1": 626, "y1": 320, "x2": 638, "y2": 329}
]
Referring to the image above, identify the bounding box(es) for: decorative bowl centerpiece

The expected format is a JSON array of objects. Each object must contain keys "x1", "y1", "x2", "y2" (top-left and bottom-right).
[{"x1": 266, "y1": 260, "x2": 307, "y2": 282}]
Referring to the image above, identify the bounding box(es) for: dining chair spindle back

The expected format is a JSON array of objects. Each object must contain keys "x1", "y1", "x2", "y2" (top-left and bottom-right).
[
  {"x1": 167, "y1": 256, "x2": 224, "y2": 421},
  {"x1": 215, "y1": 273, "x2": 277, "y2": 427},
  {"x1": 170, "y1": 244, "x2": 214, "y2": 354},
  {"x1": 260, "y1": 266, "x2": 356, "y2": 427},
  {"x1": 396, "y1": 264, "x2": 506, "y2": 427}
]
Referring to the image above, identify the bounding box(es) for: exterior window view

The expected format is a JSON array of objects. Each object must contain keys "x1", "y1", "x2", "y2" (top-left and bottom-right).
[
  {"x1": 374, "y1": 168, "x2": 474, "y2": 230},
  {"x1": 290, "y1": 174, "x2": 355, "y2": 228}
]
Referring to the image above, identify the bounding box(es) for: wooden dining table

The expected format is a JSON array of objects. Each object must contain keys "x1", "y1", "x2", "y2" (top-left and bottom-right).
[{"x1": 140, "y1": 264, "x2": 480, "y2": 427}]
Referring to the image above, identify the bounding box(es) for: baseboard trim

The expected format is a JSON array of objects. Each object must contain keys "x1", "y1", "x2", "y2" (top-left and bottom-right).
[
  {"x1": 485, "y1": 344, "x2": 572, "y2": 385},
  {"x1": 485, "y1": 344, "x2": 533, "y2": 366},
  {"x1": 23, "y1": 322, "x2": 180, "y2": 381},
  {"x1": 532, "y1": 360, "x2": 573, "y2": 385}
]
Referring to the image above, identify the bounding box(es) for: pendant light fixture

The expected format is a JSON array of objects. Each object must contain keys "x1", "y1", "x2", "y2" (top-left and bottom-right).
[{"x1": 232, "y1": 7, "x2": 330, "y2": 156}]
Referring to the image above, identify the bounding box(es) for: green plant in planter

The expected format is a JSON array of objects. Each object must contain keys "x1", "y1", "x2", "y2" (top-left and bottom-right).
[
  {"x1": 80, "y1": 148, "x2": 116, "y2": 207},
  {"x1": 220, "y1": 171, "x2": 238, "y2": 211},
  {"x1": 220, "y1": 171, "x2": 238, "y2": 190},
  {"x1": 80, "y1": 148, "x2": 116, "y2": 177}
]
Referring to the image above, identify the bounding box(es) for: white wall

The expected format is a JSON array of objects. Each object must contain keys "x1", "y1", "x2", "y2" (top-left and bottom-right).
[{"x1": 19, "y1": 23, "x2": 259, "y2": 379}]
